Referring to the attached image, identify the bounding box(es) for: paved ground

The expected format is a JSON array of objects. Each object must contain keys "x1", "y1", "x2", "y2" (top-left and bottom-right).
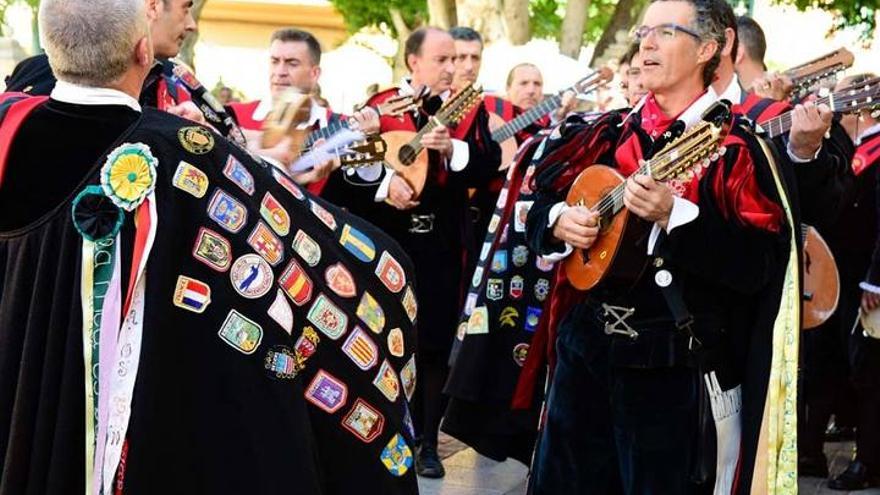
[{"x1": 416, "y1": 433, "x2": 880, "y2": 495}]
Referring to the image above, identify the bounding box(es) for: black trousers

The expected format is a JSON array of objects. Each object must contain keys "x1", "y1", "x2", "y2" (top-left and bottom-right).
[
  {"x1": 531, "y1": 307, "x2": 699, "y2": 495},
  {"x1": 851, "y1": 327, "x2": 880, "y2": 472}
]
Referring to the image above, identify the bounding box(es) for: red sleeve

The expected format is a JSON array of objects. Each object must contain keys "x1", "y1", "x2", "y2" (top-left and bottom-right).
[{"x1": 710, "y1": 139, "x2": 784, "y2": 233}]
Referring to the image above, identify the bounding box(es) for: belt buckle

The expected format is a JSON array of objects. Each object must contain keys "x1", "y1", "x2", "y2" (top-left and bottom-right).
[
  {"x1": 409, "y1": 214, "x2": 435, "y2": 234},
  {"x1": 601, "y1": 303, "x2": 638, "y2": 339}
]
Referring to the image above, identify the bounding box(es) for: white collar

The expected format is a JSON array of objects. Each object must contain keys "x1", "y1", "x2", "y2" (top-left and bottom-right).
[
  {"x1": 399, "y1": 77, "x2": 450, "y2": 102},
  {"x1": 717, "y1": 74, "x2": 743, "y2": 105},
  {"x1": 254, "y1": 96, "x2": 328, "y2": 128},
  {"x1": 679, "y1": 87, "x2": 721, "y2": 130},
  {"x1": 858, "y1": 122, "x2": 880, "y2": 144},
  {"x1": 50, "y1": 80, "x2": 141, "y2": 112}
]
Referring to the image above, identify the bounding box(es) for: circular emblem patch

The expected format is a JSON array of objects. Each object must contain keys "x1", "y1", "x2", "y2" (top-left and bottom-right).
[
  {"x1": 513, "y1": 343, "x2": 530, "y2": 367},
  {"x1": 230, "y1": 254, "x2": 274, "y2": 299},
  {"x1": 178, "y1": 126, "x2": 215, "y2": 155}
]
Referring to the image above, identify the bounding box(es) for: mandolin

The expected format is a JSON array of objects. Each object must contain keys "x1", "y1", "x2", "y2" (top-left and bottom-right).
[
  {"x1": 563, "y1": 100, "x2": 733, "y2": 291},
  {"x1": 381, "y1": 83, "x2": 484, "y2": 196},
  {"x1": 488, "y1": 68, "x2": 614, "y2": 168},
  {"x1": 801, "y1": 224, "x2": 840, "y2": 329},
  {"x1": 784, "y1": 48, "x2": 854, "y2": 100}
]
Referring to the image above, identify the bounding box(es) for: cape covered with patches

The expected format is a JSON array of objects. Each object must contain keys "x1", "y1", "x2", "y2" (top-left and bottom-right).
[{"x1": 0, "y1": 93, "x2": 419, "y2": 494}]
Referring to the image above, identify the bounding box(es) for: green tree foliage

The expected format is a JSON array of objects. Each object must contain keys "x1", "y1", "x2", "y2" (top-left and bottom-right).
[
  {"x1": 773, "y1": 0, "x2": 876, "y2": 40},
  {"x1": 328, "y1": 0, "x2": 427, "y2": 34}
]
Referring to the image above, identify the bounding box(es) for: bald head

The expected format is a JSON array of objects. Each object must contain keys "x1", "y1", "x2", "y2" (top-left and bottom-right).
[
  {"x1": 405, "y1": 27, "x2": 455, "y2": 94},
  {"x1": 506, "y1": 63, "x2": 543, "y2": 109}
]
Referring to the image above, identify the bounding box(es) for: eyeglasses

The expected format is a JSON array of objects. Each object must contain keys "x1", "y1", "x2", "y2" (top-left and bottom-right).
[{"x1": 631, "y1": 23, "x2": 702, "y2": 43}]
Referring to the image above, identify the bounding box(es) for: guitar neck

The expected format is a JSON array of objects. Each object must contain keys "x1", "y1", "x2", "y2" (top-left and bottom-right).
[
  {"x1": 491, "y1": 95, "x2": 562, "y2": 143},
  {"x1": 303, "y1": 119, "x2": 350, "y2": 149},
  {"x1": 760, "y1": 93, "x2": 834, "y2": 138}
]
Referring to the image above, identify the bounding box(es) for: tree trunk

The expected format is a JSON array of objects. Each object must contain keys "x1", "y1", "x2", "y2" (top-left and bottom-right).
[
  {"x1": 428, "y1": 0, "x2": 457, "y2": 29},
  {"x1": 590, "y1": 0, "x2": 648, "y2": 66},
  {"x1": 389, "y1": 7, "x2": 413, "y2": 82},
  {"x1": 559, "y1": 0, "x2": 589, "y2": 59},
  {"x1": 178, "y1": 0, "x2": 208, "y2": 68},
  {"x1": 502, "y1": 0, "x2": 530, "y2": 45},
  {"x1": 457, "y1": 0, "x2": 507, "y2": 43}
]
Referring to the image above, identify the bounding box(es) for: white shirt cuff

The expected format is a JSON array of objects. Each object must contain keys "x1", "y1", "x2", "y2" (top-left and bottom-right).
[
  {"x1": 541, "y1": 201, "x2": 574, "y2": 262},
  {"x1": 374, "y1": 168, "x2": 395, "y2": 202},
  {"x1": 786, "y1": 141, "x2": 822, "y2": 163},
  {"x1": 860, "y1": 281, "x2": 880, "y2": 295},
  {"x1": 647, "y1": 196, "x2": 699, "y2": 254},
  {"x1": 353, "y1": 162, "x2": 384, "y2": 183},
  {"x1": 449, "y1": 139, "x2": 469, "y2": 172}
]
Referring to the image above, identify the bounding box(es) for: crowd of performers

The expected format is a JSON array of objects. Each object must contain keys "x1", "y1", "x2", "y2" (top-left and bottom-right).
[{"x1": 1, "y1": 0, "x2": 879, "y2": 493}]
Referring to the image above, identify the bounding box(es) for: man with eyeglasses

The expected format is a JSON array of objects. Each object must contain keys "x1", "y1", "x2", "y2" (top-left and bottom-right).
[{"x1": 524, "y1": 0, "x2": 798, "y2": 493}]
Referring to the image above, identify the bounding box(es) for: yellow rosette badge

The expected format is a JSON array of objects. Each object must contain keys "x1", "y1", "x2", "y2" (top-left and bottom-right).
[{"x1": 100, "y1": 143, "x2": 159, "y2": 211}]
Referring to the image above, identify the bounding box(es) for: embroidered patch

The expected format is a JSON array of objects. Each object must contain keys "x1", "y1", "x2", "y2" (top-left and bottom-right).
[
  {"x1": 172, "y1": 275, "x2": 211, "y2": 313},
  {"x1": 339, "y1": 224, "x2": 376, "y2": 262},
  {"x1": 471, "y1": 266, "x2": 484, "y2": 288},
  {"x1": 373, "y1": 359, "x2": 401, "y2": 402},
  {"x1": 325, "y1": 262, "x2": 357, "y2": 298},
  {"x1": 491, "y1": 250, "x2": 508, "y2": 273},
  {"x1": 496, "y1": 188, "x2": 508, "y2": 208},
  {"x1": 512, "y1": 245, "x2": 529, "y2": 267},
  {"x1": 499, "y1": 306, "x2": 519, "y2": 328},
  {"x1": 375, "y1": 251, "x2": 406, "y2": 293},
  {"x1": 400, "y1": 355, "x2": 416, "y2": 402},
  {"x1": 464, "y1": 293, "x2": 478, "y2": 316},
  {"x1": 535, "y1": 278, "x2": 550, "y2": 302},
  {"x1": 178, "y1": 126, "x2": 215, "y2": 155},
  {"x1": 247, "y1": 222, "x2": 284, "y2": 266},
  {"x1": 264, "y1": 346, "x2": 297, "y2": 379},
  {"x1": 207, "y1": 189, "x2": 248, "y2": 233},
  {"x1": 535, "y1": 257, "x2": 554, "y2": 272},
  {"x1": 172, "y1": 64, "x2": 202, "y2": 90},
  {"x1": 486, "y1": 279, "x2": 503, "y2": 301},
  {"x1": 403, "y1": 405, "x2": 415, "y2": 439},
  {"x1": 510, "y1": 275, "x2": 524, "y2": 299},
  {"x1": 387, "y1": 328, "x2": 405, "y2": 358},
  {"x1": 513, "y1": 343, "x2": 530, "y2": 367},
  {"x1": 218, "y1": 310, "x2": 263, "y2": 354},
  {"x1": 525, "y1": 306, "x2": 542, "y2": 332},
  {"x1": 260, "y1": 192, "x2": 290, "y2": 236},
  {"x1": 467, "y1": 306, "x2": 489, "y2": 335},
  {"x1": 305, "y1": 369, "x2": 347, "y2": 413},
  {"x1": 457, "y1": 321, "x2": 467, "y2": 341},
  {"x1": 357, "y1": 292, "x2": 386, "y2": 334},
  {"x1": 267, "y1": 289, "x2": 294, "y2": 334},
  {"x1": 514, "y1": 201, "x2": 533, "y2": 233},
  {"x1": 499, "y1": 224, "x2": 509, "y2": 243},
  {"x1": 307, "y1": 293, "x2": 348, "y2": 340},
  {"x1": 292, "y1": 229, "x2": 322, "y2": 267},
  {"x1": 488, "y1": 214, "x2": 501, "y2": 234},
  {"x1": 294, "y1": 326, "x2": 321, "y2": 362},
  {"x1": 192, "y1": 227, "x2": 232, "y2": 272},
  {"x1": 342, "y1": 327, "x2": 379, "y2": 371},
  {"x1": 402, "y1": 286, "x2": 417, "y2": 323},
  {"x1": 381, "y1": 434, "x2": 413, "y2": 477},
  {"x1": 310, "y1": 200, "x2": 337, "y2": 231},
  {"x1": 172, "y1": 161, "x2": 208, "y2": 198},
  {"x1": 278, "y1": 259, "x2": 314, "y2": 307},
  {"x1": 230, "y1": 254, "x2": 273, "y2": 299},
  {"x1": 342, "y1": 398, "x2": 384, "y2": 443},
  {"x1": 479, "y1": 242, "x2": 491, "y2": 261},
  {"x1": 272, "y1": 168, "x2": 305, "y2": 200},
  {"x1": 223, "y1": 154, "x2": 255, "y2": 195}
]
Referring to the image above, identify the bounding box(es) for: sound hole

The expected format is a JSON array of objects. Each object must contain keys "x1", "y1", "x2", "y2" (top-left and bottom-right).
[{"x1": 399, "y1": 144, "x2": 418, "y2": 166}]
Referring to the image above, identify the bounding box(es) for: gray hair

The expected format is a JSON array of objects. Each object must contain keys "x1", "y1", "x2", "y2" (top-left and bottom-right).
[
  {"x1": 40, "y1": 0, "x2": 149, "y2": 86},
  {"x1": 651, "y1": 0, "x2": 731, "y2": 87}
]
